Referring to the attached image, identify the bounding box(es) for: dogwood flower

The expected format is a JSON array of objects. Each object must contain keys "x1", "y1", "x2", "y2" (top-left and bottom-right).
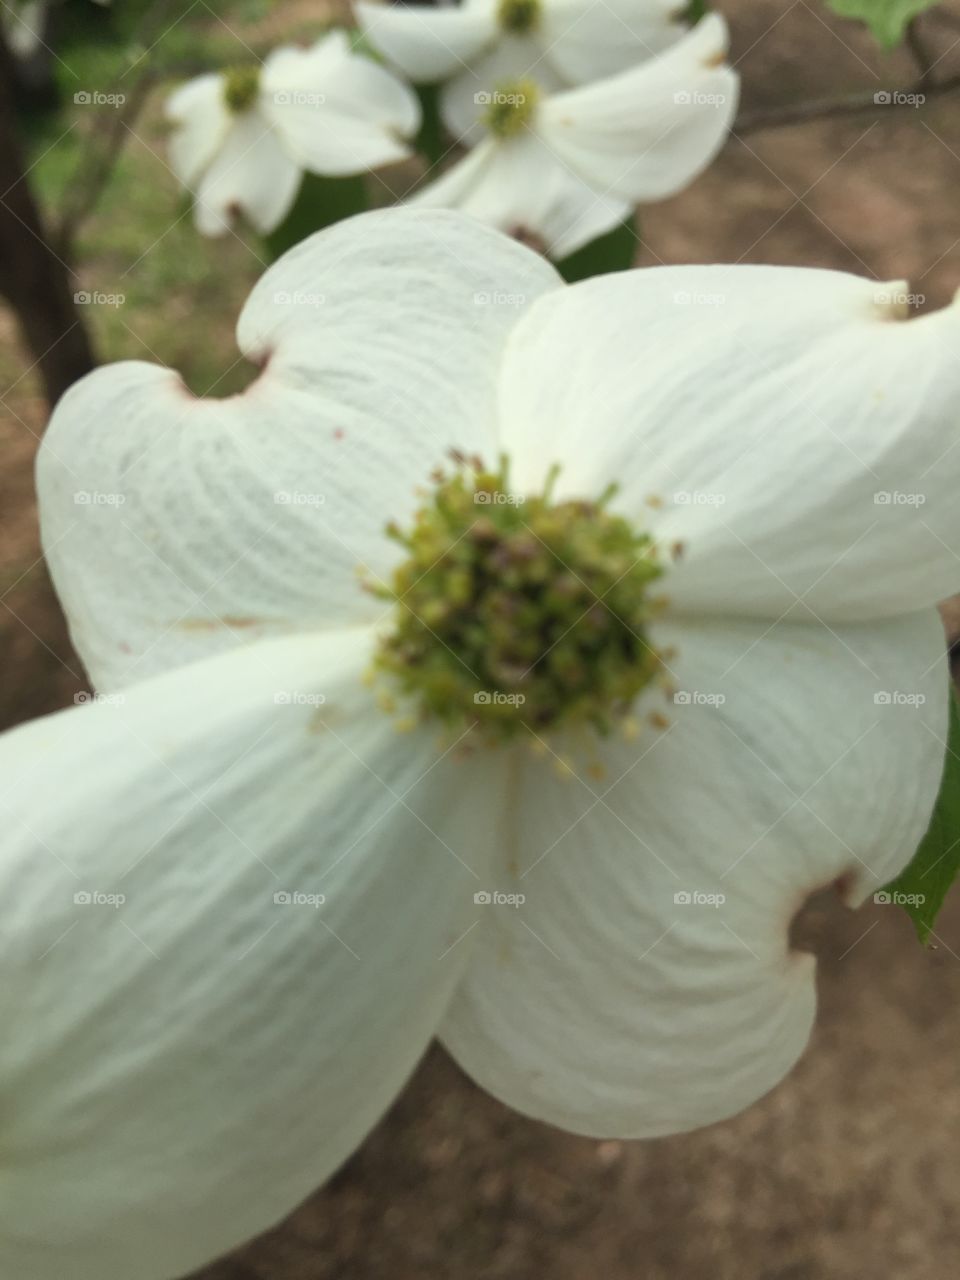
[
  {"x1": 356, "y1": 0, "x2": 688, "y2": 114},
  {"x1": 409, "y1": 16, "x2": 738, "y2": 257},
  {"x1": 165, "y1": 30, "x2": 419, "y2": 236},
  {"x1": 5, "y1": 209, "x2": 956, "y2": 1278}
]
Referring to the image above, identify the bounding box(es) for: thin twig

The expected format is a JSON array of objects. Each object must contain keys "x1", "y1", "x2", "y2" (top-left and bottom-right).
[
  {"x1": 52, "y1": 0, "x2": 184, "y2": 259},
  {"x1": 54, "y1": 67, "x2": 158, "y2": 258},
  {"x1": 736, "y1": 71, "x2": 960, "y2": 135}
]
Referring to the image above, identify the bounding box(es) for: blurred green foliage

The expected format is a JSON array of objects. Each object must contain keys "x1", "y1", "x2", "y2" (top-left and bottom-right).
[{"x1": 825, "y1": 0, "x2": 940, "y2": 49}]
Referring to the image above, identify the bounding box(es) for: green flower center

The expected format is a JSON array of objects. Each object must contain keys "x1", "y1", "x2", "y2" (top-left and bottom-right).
[
  {"x1": 497, "y1": 0, "x2": 541, "y2": 34},
  {"x1": 223, "y1": 65, "x2": 260, "y2": 114},
  {"x1": 483, "y1": 79, "x2": 539, "y2": 139},
  {"x1": 370, "y1": 455, "x2": 666, "y2": 744}
]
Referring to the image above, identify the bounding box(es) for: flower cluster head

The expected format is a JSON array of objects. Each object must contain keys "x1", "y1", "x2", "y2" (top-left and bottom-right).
[{"x1": 371, "y1": 452, "x2": 665, "y2": 741}]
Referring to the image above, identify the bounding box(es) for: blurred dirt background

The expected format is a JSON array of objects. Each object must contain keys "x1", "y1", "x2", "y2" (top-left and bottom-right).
[{"x1": 3, "y1": 1, "x2": 960, "y2": 1277}]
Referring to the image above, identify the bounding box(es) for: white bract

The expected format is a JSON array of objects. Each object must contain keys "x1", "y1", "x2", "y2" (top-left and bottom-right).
[
  {"x1": 165, "y1": 31, "x2": 420, "y2": 236},
  {"x1": 3, "y1": 0, "x2": 46, "y2": 59},
  {"x1": 4, "y1": 209, "x2": 956, "y2": 1278},
  {"x1": 4, "y1": 0, "x2": 110, "y2": 62},
  {"x1": 356, "y1": 0, "x2": 688, "y2": 105},
  {"x1": 409, "y1": 17, "x2": 739, "y2": 257}
]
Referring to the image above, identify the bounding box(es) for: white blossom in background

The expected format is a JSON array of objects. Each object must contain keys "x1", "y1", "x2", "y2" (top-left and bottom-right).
[
  {"x1": 2, "y1": 208, "x2": 957, "y2": 1277},
  {"x1": 411, "y1": 16, "x2": 738, "y2": 257},
  {"x1": 165, "y1": 30, "x2": 420, "y2": 236},
  {"x1": 3, "y1": 0, "x2": 50, "y2": 59},
  {"x1": 356, "y1": 0, "x2": 688, "y2": 119}
]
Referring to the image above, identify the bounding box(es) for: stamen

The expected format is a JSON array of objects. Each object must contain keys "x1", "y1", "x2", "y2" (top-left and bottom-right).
[
  {"x1": 484, "y1": 79, "x2": 539, "y2": 139},
  {"x1": 223, "y1": 65, "x2": 260, "y2": 114},
  {"x1": 370, "y1": 454, "x2": 667, "y2": 745},
  {"x1": 497, "y1": 0, "x2": 541, "y2": 34}
]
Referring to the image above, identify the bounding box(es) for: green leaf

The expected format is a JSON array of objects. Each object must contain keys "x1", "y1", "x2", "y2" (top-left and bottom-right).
[
  {"x1": 886, "y1": 686, "x2": 960, "y2": 943},
  {"x1": 556, "y1": 215, "x2": 639, "y2": 283},
  {"x1": 347, "y1": 25, "x2": 380, "y2": 57},
  {"x1": 824, "y1": 0, "x2": 940, "y2": 49},
  {"x1": 263, "y1": 172, "x2": 369, "y2": 260}
]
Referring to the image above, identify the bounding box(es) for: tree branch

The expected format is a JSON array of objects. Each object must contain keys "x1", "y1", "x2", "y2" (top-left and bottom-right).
[{"x1": 0, "y1": 30, "x2": 95, "y2": 407}]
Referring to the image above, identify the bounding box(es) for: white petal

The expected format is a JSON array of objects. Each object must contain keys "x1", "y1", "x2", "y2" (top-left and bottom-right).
[
  {"x1": 442, "y1": 610, "x2": 947, "y2": 1137},
  {"x1": 498, "y1": 262, "x2": 960, "y2": 621},
  {"x1": 263, "y1": 33, "x2": 420, "y2": 175},
  {"x1": 412, "y1": 133, "x2": 632, "y2": 258},
  {"x1": 38, "y1": 209, "x2": 560, "y2": 691},
  {"x1": 0, "y1": 629, "x2": 501, "y2": 1279},
  {"x1": 439, "y1": 36, "x2": 566, "y2": 146},
  {"x1": 540, "y1": 0, "x2": 688, "y2": 83},
  {"x1": 356, "y1": 0, "x2": 498, "y2": 82},
  {"x1": 539, "y1": 14, "x2": 738, "y2": 201},
  {"x1": 165, "y1": 73, "x2": 232, "y2": 189},
  {"x1": 193, "y1": 109, "x2": 301, "y2": 236}
]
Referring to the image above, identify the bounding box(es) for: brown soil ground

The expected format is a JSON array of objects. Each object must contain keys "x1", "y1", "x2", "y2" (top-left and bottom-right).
[{"x1": 3, "y1": 2, "x2": 960, "y2": 1277}]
